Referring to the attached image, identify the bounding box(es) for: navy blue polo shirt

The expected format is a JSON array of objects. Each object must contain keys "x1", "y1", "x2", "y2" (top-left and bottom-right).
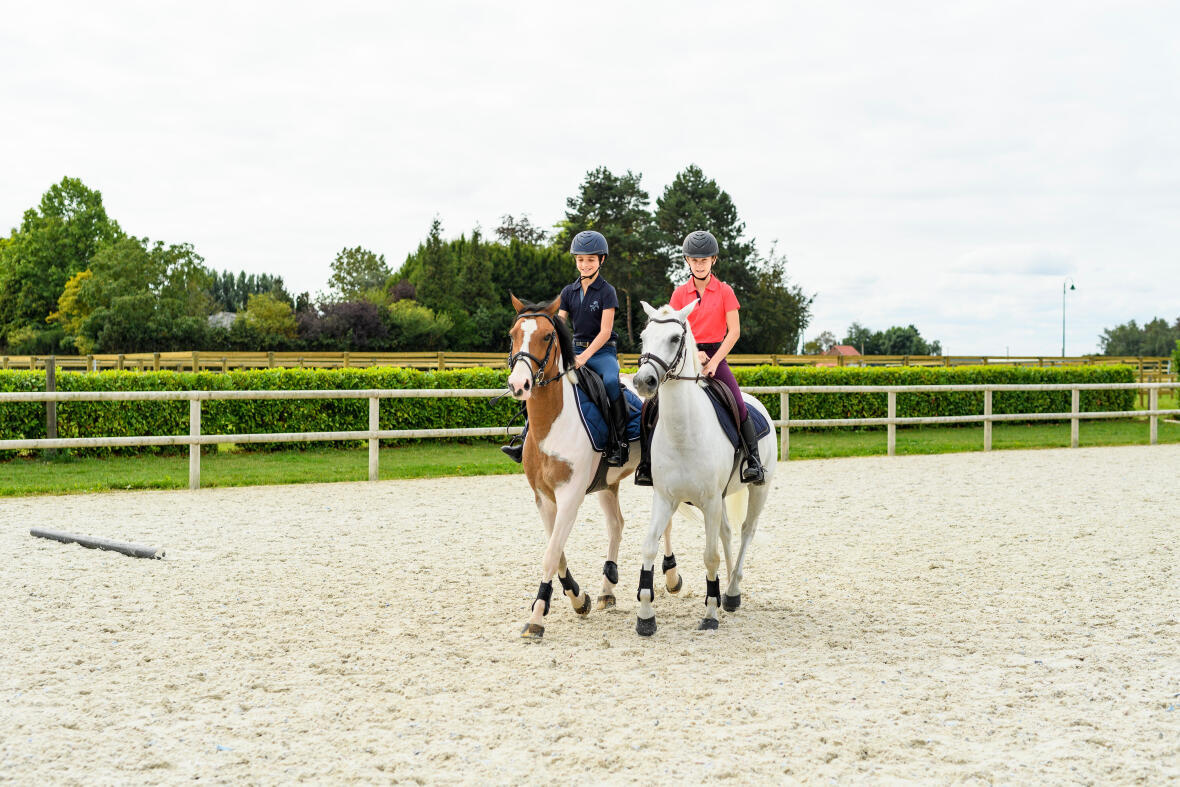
[{"x1": 559, "y1": 275, "x2": 619, "y2": 344}]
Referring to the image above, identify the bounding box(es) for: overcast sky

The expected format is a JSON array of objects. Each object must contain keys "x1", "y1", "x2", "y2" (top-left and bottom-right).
[{"x1": 2, "y1": 1, "x2": 1177, "y2": 355}]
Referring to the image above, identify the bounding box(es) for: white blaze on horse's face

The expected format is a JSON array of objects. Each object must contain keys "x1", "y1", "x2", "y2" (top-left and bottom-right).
[{"x1": 508, "y1": 317, "x2": 539, "y2": 400}]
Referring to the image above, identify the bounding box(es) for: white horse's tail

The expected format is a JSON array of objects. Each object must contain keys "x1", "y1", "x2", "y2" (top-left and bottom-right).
[
  {"x1": 674, "y1": 485, "x2": 748, "y2": 527},
  {"x1": 724, "y1": 485, "x2": 749, "y2": 530}
]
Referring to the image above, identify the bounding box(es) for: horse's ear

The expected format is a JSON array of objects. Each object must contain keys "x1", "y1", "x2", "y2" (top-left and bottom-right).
[
  {"x1": 543, "y1": 296, "x2": 561, "y2": 316},
  {"x1": 641, "y1": 300, "x2": 657, "y2": 318},
  {"x1": 678, "y1": 299, "x2": 698, "y2": 319},
  {"x1": 510, "y1": 293, "x2": 524, "y2": 313}
]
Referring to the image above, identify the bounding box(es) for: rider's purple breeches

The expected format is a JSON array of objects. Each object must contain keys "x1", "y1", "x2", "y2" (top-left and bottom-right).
[{"x1": 698, "y1": 342, "x2": 747, "y2": 421}]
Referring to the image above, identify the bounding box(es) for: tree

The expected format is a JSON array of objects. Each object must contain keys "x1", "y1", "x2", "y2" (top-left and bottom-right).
[
  {"x1": 654, "y1": 164, "x2": 758, "y2": 296},
  {"x1": 211, "y1": 270, "x2": 292, "y2": 311},
  {"x1": 841, "y1": 322, "x2": 941, "y2": 355},
  {"x1": 495, "y1": 214, "x2": 548, "y2": 245},
  {"x1": 1098, "y1": 317, "x2": 1180, "y2": 356},
  {"x1": 0, "y1": 177, "x2": 122, "y2": 348},
  {"x1": 53, "y1": 236, "x2": 214, "y2": 353},
  {"x1": 803, "y1": 330, "x2": 837, "y2": 354},
  {"x1": 328, "y1": 246, "x2": 391, "y2": 301},
  {"x1": 555, "y1": 167, "x2": 666, "y2": 348},
  {"x1": 240, "y1": 293, "x2": 298, "y2": 339},
  {"x1": 412, "y1": 218, "x2": 461, "y2": 314},
  {"x1": 737, "y1": 245, "x2": 813, "y2": 354}
]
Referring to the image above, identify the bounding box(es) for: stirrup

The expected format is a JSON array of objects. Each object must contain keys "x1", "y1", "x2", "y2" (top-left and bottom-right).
[
  {"x1": 740, "y1": 458, "x2": 765, "y2": 485},
  {"x1": 500, "y1": 440, "x2": 523, "y2": 463},
  {"x1": 633, "y1": 463, "x2": 653, "y2": 486}
]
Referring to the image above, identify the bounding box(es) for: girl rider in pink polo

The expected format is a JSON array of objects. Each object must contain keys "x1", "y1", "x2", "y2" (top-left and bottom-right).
[{"x1": 634, "y1": 230, "x2": 766, "y2": 486}]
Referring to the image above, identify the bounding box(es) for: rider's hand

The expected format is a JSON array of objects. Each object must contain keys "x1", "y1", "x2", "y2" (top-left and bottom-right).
[
  {"x1": 574, "y1": 353, "x2": 589, "y2": 369},
  {"x1": 702, "y1": 360, "x2": 718, "y2": 377},
  {"x1": 697, "y1": 350, "x2": 708, "y2": 364}
]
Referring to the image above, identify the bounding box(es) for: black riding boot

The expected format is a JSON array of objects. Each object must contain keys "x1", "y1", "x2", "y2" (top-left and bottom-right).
[
  {"x1": 604, "y1": 397, "x2": 629, "y2": 467},
  {"x1": 501, "y1": 422, "x2": 527, "y2": 464},
  {"x1": 633, "y1": 405, "x2": 653, "y2": 486},
  {"x1": 738, "y1": 416, "x2": 766, "y2": 485}
]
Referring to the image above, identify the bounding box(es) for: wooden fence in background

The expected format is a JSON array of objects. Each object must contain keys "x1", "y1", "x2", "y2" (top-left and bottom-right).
[
  {"x1": 1, "y1": 382, "x2": 1175, "y2": 489},
  {"x1": 1, "y1": 350, "x2": 1173, "y2": 376}
]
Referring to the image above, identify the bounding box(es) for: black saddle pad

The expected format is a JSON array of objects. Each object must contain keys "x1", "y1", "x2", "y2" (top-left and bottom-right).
[{"x1": 702, "y1": 386, "x2": 771, "y2": 449}]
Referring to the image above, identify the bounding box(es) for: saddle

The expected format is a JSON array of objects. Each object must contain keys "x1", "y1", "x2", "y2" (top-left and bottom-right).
[
  {"x1": 641, "y1": 377, "x2": 770, "y2": 451},
  {"x1": 573, "y1": 367, "x2": 642, "y2": 494}
]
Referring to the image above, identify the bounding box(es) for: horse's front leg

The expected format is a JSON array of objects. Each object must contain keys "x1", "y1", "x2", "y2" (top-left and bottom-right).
[
  {"x1": 635, "y1": 491, "x2": 677, "y2": 637},
  {"x1": 521, "y1": 487, "x2": 590, "y2": 640},
  {"x1": 699, "y1": 497, "x2": 725, "y2": 631},
  {"x1": 595, "y1": 483, "x2": 624, "y2": 610}
]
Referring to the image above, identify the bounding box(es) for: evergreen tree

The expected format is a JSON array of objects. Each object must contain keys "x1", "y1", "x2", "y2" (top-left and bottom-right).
[
  {"x1": 555, "y1": 167, "x2": 666, "y2": 348},
  {"x1": 654, "y1": 164, "x2": 757, "y2": 298}
]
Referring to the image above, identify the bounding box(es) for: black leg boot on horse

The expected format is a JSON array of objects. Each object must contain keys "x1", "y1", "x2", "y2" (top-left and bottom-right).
[
  {"x1": 604, "y1": 396, "x2": 629, "y2": 467},
  {"x1": 738, "y1": 416, "x2": 766, "y2": 485}
]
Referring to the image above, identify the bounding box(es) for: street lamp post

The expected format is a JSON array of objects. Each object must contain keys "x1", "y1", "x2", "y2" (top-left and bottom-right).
[{"x1": 1062, "y1": 278, "x2": 1076, "y2": 357}]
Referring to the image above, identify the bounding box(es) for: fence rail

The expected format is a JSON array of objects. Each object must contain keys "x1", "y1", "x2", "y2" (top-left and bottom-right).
[
  {"x1": 0, "y1": 350, "x2": 1173, "y2": 376},
  {"x1": 1, "y1": 382, "x2": 1175, "y2": 490}
]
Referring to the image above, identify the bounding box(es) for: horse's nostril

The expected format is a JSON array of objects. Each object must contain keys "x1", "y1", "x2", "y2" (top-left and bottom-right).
[{"x1": 523, "y1": 379, "x2": 531, "y2": 390}]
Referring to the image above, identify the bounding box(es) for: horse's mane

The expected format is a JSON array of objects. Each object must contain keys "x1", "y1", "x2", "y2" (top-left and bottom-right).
[{"x1": 516, "y1": 299, "x2": 576, "y2": 373}]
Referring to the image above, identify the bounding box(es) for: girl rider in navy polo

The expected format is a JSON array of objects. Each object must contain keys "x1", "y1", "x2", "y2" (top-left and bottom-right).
[{"x1": 501, "y1": 230, "x2": 630, "y2": 466}]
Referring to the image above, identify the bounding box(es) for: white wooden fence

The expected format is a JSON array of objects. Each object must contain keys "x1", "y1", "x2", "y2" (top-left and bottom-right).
[{"x1": 0, "y1": 383, "x2": 1175, "y2": 489}]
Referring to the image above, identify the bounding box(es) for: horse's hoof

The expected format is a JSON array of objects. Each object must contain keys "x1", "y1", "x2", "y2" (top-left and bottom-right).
[
  {"x1": 596, "y1": 594, "x2": 616, "y2": 610},
  {"x1": 722, "y1": 594, "x2": 741, "y2": 612},
  {"x1": 698, "y1": 617, "x2": 719, "y2": 631},
  {"x1": 575, "y1": 593, "x2": 592, "y2": 616},
  {"x1": 520, "y1": 623, "x2": 545, "y2": 640},
  {"x1": 666, "y1": 574, "x2": 684, "y2": 594},
  {"x1": 636, "y1": 615, "x2": 657, "y2": 637}
]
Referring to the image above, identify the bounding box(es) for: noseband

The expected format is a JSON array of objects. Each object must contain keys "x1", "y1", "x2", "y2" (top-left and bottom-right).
[
  {"x1": 507, "y1": 311, "x2": 563, "y2": 388},
  {"x1": 638, "y1": 317, "x2": 702, "y2": 385}
]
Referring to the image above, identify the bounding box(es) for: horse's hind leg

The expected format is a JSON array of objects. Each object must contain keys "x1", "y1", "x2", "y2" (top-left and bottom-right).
[
  {"x1": 724, "y1": 483, "x2": 770, "y2": 612},
  {"x1": 662, "y1": 522, "x2": 682, "y2": 594},
  {"x1": 595, "y1": 484, "x2": 624, "y2": 610}
]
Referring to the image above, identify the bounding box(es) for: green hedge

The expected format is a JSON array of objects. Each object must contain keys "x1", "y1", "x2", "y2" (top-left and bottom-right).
[
  {"x1": 733, "y1": 365, "x2": 1136, "y2": 424},
  {"x1": 0, "y1": 364, "x2": 1137, "y2": 458}
]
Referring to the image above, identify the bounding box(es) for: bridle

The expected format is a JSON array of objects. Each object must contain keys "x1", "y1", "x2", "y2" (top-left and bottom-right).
[
  {"x1": 506, "y1": 311, "x2": 564, "y2": 389},
  {"x1": 637, "y1": 316, "x2": 703, "y2": 385}
]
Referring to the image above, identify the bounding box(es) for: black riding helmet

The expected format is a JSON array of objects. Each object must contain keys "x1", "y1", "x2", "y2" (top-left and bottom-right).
[
  {"x1": 570, "y1": 230, "x2": 609, "y2": 257},
  {"x1": 682, "y1": 230, "x2": 719, "y2": 258}
]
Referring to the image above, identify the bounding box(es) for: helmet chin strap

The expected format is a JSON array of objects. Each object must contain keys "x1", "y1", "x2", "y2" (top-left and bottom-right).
[{"x1": 691, "y1": 272, "x2": 711, "y2": 282}]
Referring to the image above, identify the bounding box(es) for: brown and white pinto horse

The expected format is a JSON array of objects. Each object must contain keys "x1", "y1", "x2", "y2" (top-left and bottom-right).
[{"x1": 506, "y1": 295, "x2": 681, "y2": 640}]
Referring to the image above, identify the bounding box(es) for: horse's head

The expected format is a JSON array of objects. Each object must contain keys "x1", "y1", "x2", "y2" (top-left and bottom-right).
[
  {"x1": 634, "y1": 299, "x2": 700, "y2": 398},
  {"x1": 506, "y1": 294, "x2": 574, "y2": 401}
]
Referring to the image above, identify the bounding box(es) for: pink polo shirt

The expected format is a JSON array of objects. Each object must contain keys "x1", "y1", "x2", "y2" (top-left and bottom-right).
[{"x1": 669, "y1": 276, "x2": 740, "y2": 344}]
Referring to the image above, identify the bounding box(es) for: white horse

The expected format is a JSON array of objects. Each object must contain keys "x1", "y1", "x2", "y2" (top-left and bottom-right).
[
  {"x1": 506, "y1": 295, "x2": 683, "y2": 640},
  {"x1": 630, "y1": 300, "x2": 777, "y2": 635}
]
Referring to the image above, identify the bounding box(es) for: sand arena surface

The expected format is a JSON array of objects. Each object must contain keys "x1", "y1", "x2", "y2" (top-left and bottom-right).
[{"x1": 2, "y1": 444, "x2": 1178, "y2": 783}]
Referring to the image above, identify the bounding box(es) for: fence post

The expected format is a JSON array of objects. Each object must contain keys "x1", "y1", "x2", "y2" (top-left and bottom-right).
[
  {"x1": 983, "y1": 389, "x2": 992, "y2": 451},
  {"x1": 343, "y1": 352, "x2": 351, "y2": 369},
  {"x1": 1149, "y1": 387, "x2": 1158, "y2": 445},
  {"x1": 437, "y1": 352, "x2": 446, "y2": 371},
  {"x1": 189, "y1": 398, "x2": 201, "y2": 490},
  {"x1": 268, "y1": 351, "x2": 275, "y2": 368},
  {"x1": 45, "y1": 356, "x2": 57, "y2": 459},
  {"x1": 221, "y1": 357, "x2": 228, "y2": 373},
  {"x1": 887, "y1": 391, "x2": 896, "y2": 456},
  {"x1": 192, "y1": 351, "x2": 200, "y2": 373},
  {"x1": 1070, "y1": 388, "x2": 1080, "y2": 448},
  {"x1": 779, "y1": 392, "x2": 789, "y2": 461},
  {"x1": 369, "y1": 397, "x2": 380, "y2": 481},
  {"x1": 153, "y1": 352, "x2": 160, "y2": 372},
  {"x1": 1138, "y1": 357, "x2": 1144, "y2": 408}
]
